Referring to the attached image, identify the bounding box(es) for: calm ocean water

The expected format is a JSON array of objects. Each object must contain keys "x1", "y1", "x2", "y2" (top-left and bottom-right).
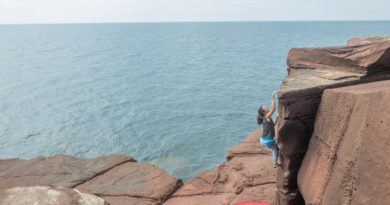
[{"x1": 1, "y1": 21, "x2": 389, "y2": 182}]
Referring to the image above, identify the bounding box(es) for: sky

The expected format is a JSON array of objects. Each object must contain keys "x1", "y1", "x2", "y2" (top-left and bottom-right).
[{"x1": 0, "y1": 0, "x2": 389, "y2": 24}]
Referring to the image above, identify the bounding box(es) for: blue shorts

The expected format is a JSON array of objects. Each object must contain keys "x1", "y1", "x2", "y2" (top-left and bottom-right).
[
  {"x1": 260, "y1": 137, "x2": 279, "y2": 162},
  {"x1": 260, "y1": 137, "x2": 276, "y2": 147}
]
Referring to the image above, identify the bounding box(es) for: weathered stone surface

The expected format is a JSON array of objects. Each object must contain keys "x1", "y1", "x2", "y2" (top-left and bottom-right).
[
  {"x1": 298, "y1": 80, "x2": 390, "y2": 205},
  {"x1": 164, "y1": 129, "x2": 277, "y2": 205},
  {"x1": 165, "y1": 193, "x2": 237, "y2": 205},
  {"x1": 347, "y1": 36, "x2": 390, "y2": 46},
  {"x1": 0, "y1": 186, "x2": 106, "y2": 205},
  {"x1": 102, "y1": 196, "x2": 156, "y2": 205},
  {"x1": 0, "y1": 154, "x2": 135, "y2": 190},
  {"x1": 276, "y1": 36, "x2": 390, "y2": 205},
  {"x1": 76, "y1": 161, "x2": 183, "y2": 204},
  {"x1": 230, "y1": 184, "x2": 276, "y2": 205}
]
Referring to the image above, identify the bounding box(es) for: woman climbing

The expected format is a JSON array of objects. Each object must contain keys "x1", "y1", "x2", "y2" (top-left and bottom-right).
[{"x1": 257, "y1": 91, "x2": 280, "y2": 168}]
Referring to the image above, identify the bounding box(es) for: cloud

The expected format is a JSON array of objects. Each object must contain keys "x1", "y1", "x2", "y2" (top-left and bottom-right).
[{"x1": 0, "y1": 0, "x2": 389, "y2": 24}]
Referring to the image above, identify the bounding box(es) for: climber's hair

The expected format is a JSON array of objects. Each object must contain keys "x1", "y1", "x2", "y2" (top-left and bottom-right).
[{"x1": 257, "y1": 106, "x2": 265, "y2": 125}]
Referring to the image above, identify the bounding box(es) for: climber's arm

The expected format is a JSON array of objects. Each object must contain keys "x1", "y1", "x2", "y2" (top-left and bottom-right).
[{"x1": 266, "y1": 91, "x2": 276, "y2": 121}]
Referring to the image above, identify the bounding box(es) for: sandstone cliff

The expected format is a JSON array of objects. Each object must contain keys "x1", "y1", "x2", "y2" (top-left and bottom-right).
[
  {"x1": 276, "y1": 36, "x2": 390, "y2": 205},
  {"x1": 298, "y1": 80, "x2": 390, "y2": 205}
]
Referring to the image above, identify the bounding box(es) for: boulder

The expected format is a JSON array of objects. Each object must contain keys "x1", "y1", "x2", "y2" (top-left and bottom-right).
[
  {"x1": 276, "y1": 36, "x2": 390, "y2": 205},
  {"x1": 164, "y1": 129, "x2": 277, "y2": 205},
  {"x1": 298, "y1": 80, "x2": 390, "y2": 205}
]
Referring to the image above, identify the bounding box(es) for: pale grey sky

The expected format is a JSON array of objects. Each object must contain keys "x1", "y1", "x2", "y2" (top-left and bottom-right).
[{"x1": 0, "y1": 0, "x2": 389, "y2": 24}]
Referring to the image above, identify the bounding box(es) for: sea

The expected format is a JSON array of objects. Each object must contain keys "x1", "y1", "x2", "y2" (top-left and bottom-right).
[{"x1": 1, "y1": 21, "x2": 389, "y2": 182}]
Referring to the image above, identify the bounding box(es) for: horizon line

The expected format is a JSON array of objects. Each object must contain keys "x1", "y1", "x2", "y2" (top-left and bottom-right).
[{"x1": 1, "y1": 19, "x2": 390, "y2": 25}]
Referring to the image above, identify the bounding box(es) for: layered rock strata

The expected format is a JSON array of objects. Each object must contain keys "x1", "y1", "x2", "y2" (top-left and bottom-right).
[
  {"x1": 298, "y1": 80, "x2": 390, "y2": 205},
  {"x1": 0, "y1": 154, "x2": 183, "y2": 205},
  {"x1": 164, "y1": 129, "x2": 277, "y2": 205},
  {"x1": 276, "y1": 37, "x2": 390, "y2": 204}
]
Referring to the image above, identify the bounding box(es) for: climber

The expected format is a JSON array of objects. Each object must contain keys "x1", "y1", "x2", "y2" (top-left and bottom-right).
[{"x1": 257, "y1": 91, "x2": 280, "y2": 168}]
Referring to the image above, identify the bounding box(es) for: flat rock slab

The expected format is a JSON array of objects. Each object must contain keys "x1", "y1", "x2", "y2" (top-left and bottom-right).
[
  {"x1": 298, "y1": 80, "x2": 390, "y2": 205},
  {"x1": 0, "y1": 186, "x2": 106, "y2": 205},
  {"x1": 76, "y1": 161, "x2": 183, "y2": 203},
  {"x1": 0, "y1": 154, "x2": 135, "y2": 190},
  {"x1": 164, "y1": 129, "x2": 276, "y2": 205}
]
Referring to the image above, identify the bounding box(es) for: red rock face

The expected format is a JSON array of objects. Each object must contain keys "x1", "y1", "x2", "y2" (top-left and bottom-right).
[
  {"x1": 164, "y1": 129, "x2": 277, "y2": 205},
  {"x1": 276, "y1": 36, "x2": 390, "y2": 205},
  {"x1": 298, "y1": 80, "x2": 390, "y2": 205}
]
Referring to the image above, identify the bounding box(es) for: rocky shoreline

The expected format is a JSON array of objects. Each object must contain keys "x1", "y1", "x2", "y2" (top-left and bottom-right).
[
  {"x1": 1, "y1": 36, "x2": 390, "y2": 205},
  {"x1": 0, "y1": 129, "x2": 276, "y2": 205}
]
